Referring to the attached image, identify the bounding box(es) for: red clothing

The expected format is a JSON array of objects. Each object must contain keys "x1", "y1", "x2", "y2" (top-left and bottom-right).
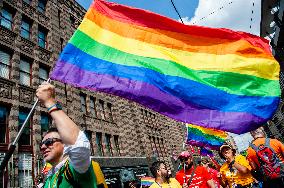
[
  {"x1": 208, "y1": 168, "x2": 220, "y2": 188},
  {"x1": 175, "y1": 166, "x2": 211, "y2": 188}
]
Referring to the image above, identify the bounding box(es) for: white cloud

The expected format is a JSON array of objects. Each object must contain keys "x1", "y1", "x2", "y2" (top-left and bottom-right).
[
  {"x1": 180, "y1": 0, "x2": 261, "y2": 36},
  {"x1": 229, "y1": 132, "x2": 253, "y2": 152}
]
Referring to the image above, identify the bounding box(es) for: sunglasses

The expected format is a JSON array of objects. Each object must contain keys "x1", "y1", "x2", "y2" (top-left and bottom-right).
[{"x1": 40, "y1": 138, "x2": 62, "y2": 148}]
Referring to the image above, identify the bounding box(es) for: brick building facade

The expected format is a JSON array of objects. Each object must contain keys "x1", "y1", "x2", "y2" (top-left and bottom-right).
[{"x1": 0, "y1": 0, "x2": 185, "y2": 187}]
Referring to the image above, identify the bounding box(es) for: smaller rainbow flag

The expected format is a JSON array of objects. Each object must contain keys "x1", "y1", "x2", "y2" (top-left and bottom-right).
[
  {"x1": 141, "y1": 177, "x2": 155, "y2": 187},
  {"x1": 186, "y1": 124, "x2": 228, "y2": 150},
  {"x1": 41, "y1": 162, "x2": 52, "y2": 175}
]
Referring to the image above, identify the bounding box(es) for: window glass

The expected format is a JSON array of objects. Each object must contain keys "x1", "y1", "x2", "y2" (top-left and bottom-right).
[
  {"x1": 0, "y1": 9, "x2": 12, "y2": 30},
  {"x1": 18, "y1": 153, "x2": 33, "y2": 187},
  {"x1": 0, "y1": 50, "x2": 11, "y2": 79},
  {"x1": 39, "y1": 66, "x2": 48, "y2": 83},
  {"x1": 99, "y1": 100, "x2": 105, "y2": 120},
  {"x1": 21, "y1": 20, "x2": 31, "y2": 39},
  {"x1": 105, "y1": 134, "x2": 113, "y2": 156},
  {"x1": 0, "y1": 106, "x2": 8, "y2": 143},
  {"x1": 96, "y1": 133, "x2": 103, "y2": 156},
  {"x1": 90, "y1": 97, "x2": 97, "y2": 117},
  {"x1": 80, "y1": 94, "x2": 87, "y2": 113},
  {"x1": 19, "y1": 59, "x2": 31, "y2": 86},
  {"x1": 38, "y1": 30, "x2": 46, "y2": 48},
  {"x1": 38, "y1": 0, "x2": 46, "y2": 13},
  {"x1": 23, "y1": 0, "x2": 31, "y2": 4},
  {"x1": 18, "y1": 110, "x2": 31, "y2": 145},
  {"x1": 114, "y1": 135, "x2": 120, "y2": 156}
]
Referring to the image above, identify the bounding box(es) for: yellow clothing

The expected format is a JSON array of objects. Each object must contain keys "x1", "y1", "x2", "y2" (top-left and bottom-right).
[
  {"x1": 149, "y1": 178, "x2": 182, "y2": 188},
  {"x1": 220, "y1": 155, "x2": 254, "y2": 188}
]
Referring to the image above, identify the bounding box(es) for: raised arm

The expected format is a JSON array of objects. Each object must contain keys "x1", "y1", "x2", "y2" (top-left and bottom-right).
[
  {"x1": 36, "y1": 82, "x2": 91, "y2": 173},
  {"x1": 36, "y1": 82, "x2": 80, "y2": 145}
]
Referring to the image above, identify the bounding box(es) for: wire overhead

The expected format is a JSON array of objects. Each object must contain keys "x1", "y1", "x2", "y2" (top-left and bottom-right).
[
  {"x1": 170, "y1": 0, "x2": 184, "y2": 24},
  {"x1": 192, "y1": 1, "x2": 233, "y2": 25},
  {"x1": 249, "y1": 1, "x2": 255, "y2": 30}
]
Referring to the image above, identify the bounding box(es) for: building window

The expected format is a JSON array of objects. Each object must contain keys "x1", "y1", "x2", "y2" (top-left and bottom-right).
[
  {"x1": 105, "y1": 134, "x2": 113, "y2": 156},
  {"x1": 18, "y1": 109, "x2": 32, "y2": 146},
  {"x1": 38, "y1": 0, "x2": 47, "y2": 13},
  {"x1": 58, "y1": 10, "x2": 61, "y2": 28},
  {"x1": 19, "y1": 59, "x2": 32, "y2": 86},
  {"x1": 0, "y1": 8, "x2": 13, "y2": 30},
  {"x1": 80, "y1": 94, "x2": 87, "y2": 114},
  {"x1": 114, "y1": 135, "x2": 120, "y2": 156},
  {"x1": 153, "y1": 137, "x2": 159, "y2": 157},
  {"x1": 18, "y1": 153, "x2": 33, "y2": 187},
  {"x1": 38, "y1": 28, "x2": 47, "y2": 48},
  {"x1": 96, "y1": 132, "x2": 104, "y2": 156},
  {"x1": 84, "y1": 130, "x2": 94, "y2": 155},
  {"x1": 90, "y1": 97, "x2": 97, "y2": 118},
  {"x1": 0, "y1": 105, "x2": 9, "y2": 143},
  {"x1": 0, "y1": 50, "x2": 11, "y2": 79},
  {"x1": 39, "y1": 65, "x2": 48, "y2": 83},
  {"x1": 98, "y1": 99, "x2": 105, "y2": 120},
  {"x1": 60, "y1": 38, "x2": 64, "y2": 52},
  {"x1": 107, "y1": 102, "x2": 113, "y2": 122},
  {"x1": 40, "y1": 113, "x2": 50, "y2": 138},
  {"x1": 21, "y1": 19, "x2": 31, "y2": 39},
  {"x1": 23, "y1": 0, "x2": 31, "y2": 4},
  {"x1": 70, "y1": 15, "x2": 75, "y2": 27},
  {"x1": 144, "y1": 110, "x2": 148, "y2": 123}
]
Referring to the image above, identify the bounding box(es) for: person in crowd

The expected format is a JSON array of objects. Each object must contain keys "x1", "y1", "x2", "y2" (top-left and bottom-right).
[
  {"x1": 149, "y1": 161, "x2": 185, "y2": 188},
  {"x1": 247, "y1": 127, "x2": 284, "y2": 188},
  {"x1": 201, "y1": 158, "x2": 221, "y2": 188},
  {"x1": 175, "y1": 151, "x2": 215, "y2": 188},
  {"x1": 219, "y1": 144, "x2": 258, "y2": 188},
  {"x1": 36, "y1": 82, "x2": 97, "y2": 187}
]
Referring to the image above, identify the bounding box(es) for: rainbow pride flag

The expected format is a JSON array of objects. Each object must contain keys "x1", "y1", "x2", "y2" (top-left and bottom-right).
[
  {"x1": 186, "y1": 124, "x2": 228, "y2": 150},
  {"x1": 41, "y1": 162, "x2": 52, "y2": 175},
  {"x1": 140, "y1": 177, "x2": 155, "y2": 187},
  {"x1": 200, "y1": 148, "x2": 214, "y2": 157},
  {"x1": 50, "y1": 0, "x2": 280, "y2": 134}
]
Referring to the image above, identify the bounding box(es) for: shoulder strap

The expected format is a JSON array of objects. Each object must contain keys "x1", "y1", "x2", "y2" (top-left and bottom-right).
[
  {"x1": 249, "y1": 142, "x2": 258, "y2": 151},
  {"x1": 188, "y1": 165, "x2": 197, "y2": 186},
  {"x1": 265, "y1": 138, "x2": 270, "y2": 146},
  {"x1": 264, "y1": 138, "x2": 279, "y2": 155}
]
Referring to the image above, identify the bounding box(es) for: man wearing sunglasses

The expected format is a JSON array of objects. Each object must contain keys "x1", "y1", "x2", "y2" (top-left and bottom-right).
[{"x1": 36, "y1": 82, "x2": 97, "y2": 187}]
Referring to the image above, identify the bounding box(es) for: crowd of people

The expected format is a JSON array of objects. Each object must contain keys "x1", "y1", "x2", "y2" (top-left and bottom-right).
[
  {"x1": 35, "y1": 83, "x2": 284, "y2": 188},
  {"x1": 147, "y1": 127, "x2": 284, "y2": 188}
]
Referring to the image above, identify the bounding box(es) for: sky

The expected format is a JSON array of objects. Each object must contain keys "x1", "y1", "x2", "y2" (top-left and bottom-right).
[
  {"x1": 75, "y1": 0, "x2": 261, "y2": 150},
  {"x1": 229, "y1": 133, "x2": 253, "y2": 152}
]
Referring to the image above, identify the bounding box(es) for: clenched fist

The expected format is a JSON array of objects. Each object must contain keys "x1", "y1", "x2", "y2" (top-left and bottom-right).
[{"x1": 36, "y1": 82, "x2": 56, "y2": 108}]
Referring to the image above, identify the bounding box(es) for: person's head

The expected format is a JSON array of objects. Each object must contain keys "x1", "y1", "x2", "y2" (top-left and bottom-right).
[
  {"x1": 178, "y1": 151, "x2": 193, "y2": 169},
  {"x1": 150, "y1": 161, "x2": 169, "y2": 180},
  {"x1": 250, "y1": 127, "x2": 266, "y2": 139},
  {"x1": 219, "y1": 144, "x2": 236, "y2": 160},
  {"x1": 40, "y1": 127, "x2": 64, "y2": 165},
  {"x1": 201, "y1": 157, "x2": 210, "y2": 168}
]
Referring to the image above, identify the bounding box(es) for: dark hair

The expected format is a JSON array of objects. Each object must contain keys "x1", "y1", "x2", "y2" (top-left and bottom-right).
[
  {"x1": 218, "y1": 148, "x2": 236, "y2": 160},
  {"x1": 150, "y1": 161, "x2": 164, "y2": 178},
  {"x1": 46, "y1": 127, "x2": 59, "y2": 134}
]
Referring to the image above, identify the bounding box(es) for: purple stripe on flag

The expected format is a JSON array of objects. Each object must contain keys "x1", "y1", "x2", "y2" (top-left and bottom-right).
[
  {"x1": 51, "y1": 61, "x2": 265, "y2": 134},
  {"x1": 187, "y1": 140, "x2": 220, "y2": 150}
]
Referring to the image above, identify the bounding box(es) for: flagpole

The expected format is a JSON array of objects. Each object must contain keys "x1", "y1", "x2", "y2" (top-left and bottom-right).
[
  {"x1": 0, "y1": 78, "x2": 51, "y2": 175},
  {"x1": 183, "y1": 123, "x2": 188, "y2": 184}
]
